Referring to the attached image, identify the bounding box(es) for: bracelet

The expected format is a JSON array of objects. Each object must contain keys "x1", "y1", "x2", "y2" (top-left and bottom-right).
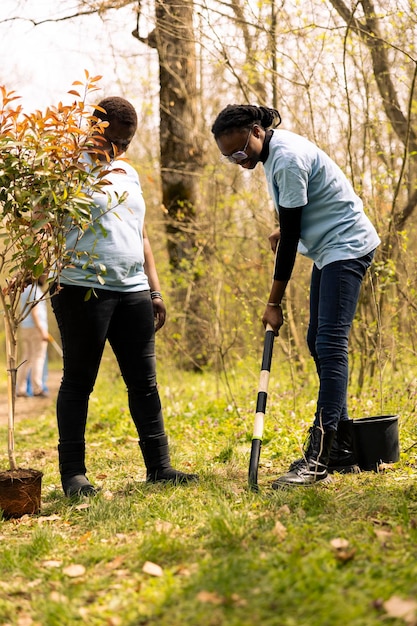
[
  {"x1": 151, "y1": 290, "x2": 163, "y2": 300},
  {"x1": 267, "y1": 302, "x2": 281, "y2": 307}
]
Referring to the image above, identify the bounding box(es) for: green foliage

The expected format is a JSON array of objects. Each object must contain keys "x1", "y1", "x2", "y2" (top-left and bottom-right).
[{"x1": 0, "y1": 71, "x2": 111, "y2": 329}]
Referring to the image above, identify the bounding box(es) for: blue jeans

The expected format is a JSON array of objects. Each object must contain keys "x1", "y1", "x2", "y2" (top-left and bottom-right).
[
  {"x1": 51, "y1": 285, "x2": 164, "y2": 444},
  {"x1": 306, "y1": 251, "x2": 375, "y2": 431}
]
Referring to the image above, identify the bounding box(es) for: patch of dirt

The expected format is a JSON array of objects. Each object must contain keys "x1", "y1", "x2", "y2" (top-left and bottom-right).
[{"x1": 0, "y1": 369, "x2": 62, "y2": 426}]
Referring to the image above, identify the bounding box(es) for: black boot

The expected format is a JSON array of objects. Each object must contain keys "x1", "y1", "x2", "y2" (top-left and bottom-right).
[
  {"x1": 272, "y1": 426, "x2": 335, "y2": 488},
  {"x1": 287, "y1": 427, "x2": 314, "y2": 472},
  {"x1": 58, "y1": 441, "x2": 99, "y2": 497},
  {"x1": 328, "y1": 419, "x2": 360, "y2": 474},
  {"x1": 289, "y1": 420, "x2": 360, "y2": 475},
  {"x1": 139, "y1": 435, "x2": 198, "y2": 485}
]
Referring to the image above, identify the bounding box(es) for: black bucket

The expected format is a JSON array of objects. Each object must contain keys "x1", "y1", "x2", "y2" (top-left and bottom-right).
[{"x1": 352, "y1": 414, "x2": 399, "y2": 471}]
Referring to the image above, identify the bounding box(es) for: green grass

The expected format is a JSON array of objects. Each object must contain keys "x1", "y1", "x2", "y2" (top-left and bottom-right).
[{"x1": 0, "y1": 349, "x2": 417, "y2": 626}]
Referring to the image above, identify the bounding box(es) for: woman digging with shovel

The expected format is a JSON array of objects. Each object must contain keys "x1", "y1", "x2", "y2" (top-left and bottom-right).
[
  {"x1": 51, "y1": 97, "x2": 198, "y2": 497},
  {"x1": 211, "y1": 104, "x2": 380, "y2": 488}
]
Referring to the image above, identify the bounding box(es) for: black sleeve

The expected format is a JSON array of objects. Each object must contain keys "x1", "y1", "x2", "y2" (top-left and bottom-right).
[{"x1": 274, "y1": 206, "x2": 303, "y2": 282}]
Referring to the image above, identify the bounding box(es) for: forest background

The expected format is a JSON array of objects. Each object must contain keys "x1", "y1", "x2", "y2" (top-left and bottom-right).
[{"x1": 0, "y1": 0, "x2": 416, "y2": 382}]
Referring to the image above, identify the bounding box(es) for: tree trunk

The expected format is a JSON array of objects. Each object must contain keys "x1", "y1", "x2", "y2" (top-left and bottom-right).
[
  {"x1": 134, "y1": 0, "x2": 209, "y2": 368},
  {"x1": 3, "y1": 313, "x2": 18, "y2": 471},
  {"x1": 154, "y1": 0, "x2": 201, "y2": 269}
]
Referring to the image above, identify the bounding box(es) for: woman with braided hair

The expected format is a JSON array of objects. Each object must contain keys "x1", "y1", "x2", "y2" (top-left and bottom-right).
[{"x1": 211, "y1": 105, "x2": 380, "y2": 488}]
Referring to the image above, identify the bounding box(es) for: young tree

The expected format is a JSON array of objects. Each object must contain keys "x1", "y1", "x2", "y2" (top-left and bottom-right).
[{"x1": 0, "y1": 73, "x2": 110, "y2": 471}]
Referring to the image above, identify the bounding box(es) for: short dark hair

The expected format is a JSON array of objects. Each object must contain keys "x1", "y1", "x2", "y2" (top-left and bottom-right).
[
  {"x1": 211, "y1": 105, "x2": 281, "y2": 138},
  {"x1": 93, "y1": 97, "x2": 138, "y2": 133}
]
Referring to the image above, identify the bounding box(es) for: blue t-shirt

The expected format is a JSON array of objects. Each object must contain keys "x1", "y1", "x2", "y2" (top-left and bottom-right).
[
  {"x1": 60, "y1": 159, "x2": 149, "y2": 292},
  {"x1": 263, "y1": 130, "x2": 380, "y2": 268},
  {"x1": 20, "y1": 284, "x2": 48, "y2": 330}
]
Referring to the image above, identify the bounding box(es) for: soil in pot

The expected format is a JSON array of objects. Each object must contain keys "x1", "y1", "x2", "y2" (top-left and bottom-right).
[{"x1": 0, "y1": 468, "x2": 43, "y2": 519}]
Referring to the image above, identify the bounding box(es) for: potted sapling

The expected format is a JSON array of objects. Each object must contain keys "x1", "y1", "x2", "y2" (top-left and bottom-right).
[{"x1": 0, "y1": 72, "x2": 111, "y2": 517}]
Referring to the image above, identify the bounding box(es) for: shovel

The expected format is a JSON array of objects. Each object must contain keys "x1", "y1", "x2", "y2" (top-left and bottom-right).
[
  {"x1": 48, "y1": 333, "x2": 63, "y2": 357},
  {"x1": 248, "y1": 322, "x2": 275, "y2": 491}
]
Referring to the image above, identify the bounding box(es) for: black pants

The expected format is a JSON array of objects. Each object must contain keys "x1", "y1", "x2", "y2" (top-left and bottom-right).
[{"x1": 51, "y1": 284, "x2": 164, "y2": 443}]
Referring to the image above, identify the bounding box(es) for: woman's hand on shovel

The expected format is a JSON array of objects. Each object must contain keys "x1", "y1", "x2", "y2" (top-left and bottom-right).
[{"x1": 262, "y1": 303, "x2": 284, "y2": 336}]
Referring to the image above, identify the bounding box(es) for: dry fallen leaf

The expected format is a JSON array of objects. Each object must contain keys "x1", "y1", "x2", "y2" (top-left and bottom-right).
[
  {"x1": 174, "y1": 563, "x2": 198, "y2": 577},
  {"x1": 374, "y1": 529, "x2": 393, "y2": 542},
  {"x1": 42, "y1": 560, "x2": 63, "y2": 568},
  {"x1": 378, "y1": 462, "x2": 396, "y2": 472},
  {"x1": 155, "y1": 520, "x2": 174, "y2": 533},
  {"x1": 383, "y1": 595, "x2": 417, "y2": 625},
  {"x1": 75, "y1": 502, "x2": 90, "y2": 511},
  {"x1": 277, "y1": 504, "x2": 291, "y2": 516},
  {"x1": 272, "y1": 520, "x2": 287, "y2": 541},
  {"x1": 105, "y1": 556, "x2": 126, "y2": 571},
  {"x1": 231, "y1": 593, "x2": 248, "y2": 607},
  {"x1": 50, "y1": 591, "x2": 68, "y2": 603},
  {"x1": 334, "y1": 548, "x2": 356, "y2": 563},
  {"x1": 63, "y1": 564, "x2": 86, "y2": 578},
  {"x1": 142, "y1": 561, "x2": 163, "y2": 577},
  {"x1": 37, "y1": 514, "x2": 62, "y2": 524},
  {"x1": 114, "y1": 569, "x2": 130, "y2": 578},
  {"x1": 330, "y1": 537, "x2": 356, "y2": 563},
  {"x1": 175, "y1": 566, "x2": 192, "y2": 577},
  {"x1": 17, "y1": 614, "x2": 33, "y2": 626},
  {"x1": 197, "y1": 590, "x2": 224, "y2": 605},
  {"x1": 330, "y1": 538, "x2": 349, "y2": 550}
]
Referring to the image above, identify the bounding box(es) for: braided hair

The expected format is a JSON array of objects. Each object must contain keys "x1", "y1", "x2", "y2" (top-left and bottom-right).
[{"x1": 211, "y1": 105, "x2": 281, "y2": 138}]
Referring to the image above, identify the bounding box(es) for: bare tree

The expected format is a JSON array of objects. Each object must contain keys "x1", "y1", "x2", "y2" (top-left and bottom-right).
[{"x1": 329, "y1": 0, "x2": 417, "y2": 241}]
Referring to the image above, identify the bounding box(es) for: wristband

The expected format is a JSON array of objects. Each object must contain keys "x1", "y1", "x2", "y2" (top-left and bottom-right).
[
  {"x1": 267, "y1": 302, "x2": 280, "y2": 307},
  {"x1": 151, "y1": 291, "x2": 163, "y2": 300}
]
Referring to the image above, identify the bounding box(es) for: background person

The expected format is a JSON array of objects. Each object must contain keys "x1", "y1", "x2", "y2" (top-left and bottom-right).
[
  {"x1": 16, "y1": 276, "x2": 49, "y2": 398},
  {"x1": 211, "y1": 104, "x2": 380, "y2": 488},
  {"x1": 51, "y1": 96, "x2": 198, "y2": 497}
]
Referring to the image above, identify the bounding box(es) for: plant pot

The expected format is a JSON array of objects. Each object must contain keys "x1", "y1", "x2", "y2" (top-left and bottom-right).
[
  {"x1": 0, "y1": 468, "x2": 43, "y2": 518},
  {"x1": 352, "y1": 415, "x2": 400, "y2": 471}
]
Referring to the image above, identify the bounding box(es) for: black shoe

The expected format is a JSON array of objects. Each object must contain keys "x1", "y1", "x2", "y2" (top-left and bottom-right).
[
  {"x1": 272, "y1": 426, "x2": 335, "y2": 488},
  {"x1": 146, "y1": 468, "x2": 199, "y2": 485},
  {"x1": 272, "y1": 459, "x2": 332, "y2": 488},
  {"x1": 62, "y1": 474, "x2": 99, "y2": 497}
]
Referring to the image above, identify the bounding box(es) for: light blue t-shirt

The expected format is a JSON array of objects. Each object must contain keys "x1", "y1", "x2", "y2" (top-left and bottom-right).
[
  {"x1": 263, "y1": 130, "x2": 380, "y2": 268},
  {"x1": 20, "y1": 284, "x2": 48, "y2": 330},
  {"x1": 60, "y1": 159, "x2": 149, "y2": 292}
]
